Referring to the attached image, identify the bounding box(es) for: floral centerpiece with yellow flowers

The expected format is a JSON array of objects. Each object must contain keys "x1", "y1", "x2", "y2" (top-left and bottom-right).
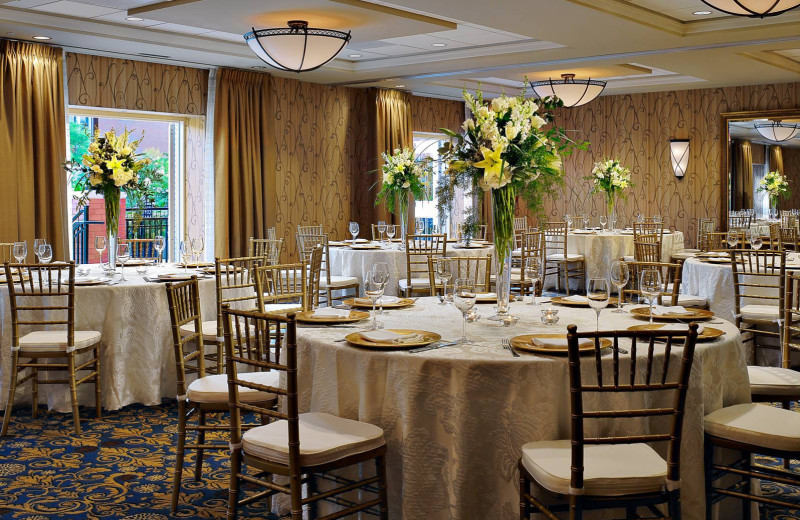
[
  {"x1": 586, "y1": 158, "x2": 633, "y2": 228},
  {"x1": 438, "y1": 86, "x2": 576, "y2": 321},
  {"x1": 375, "y1": 147, "x2": 432, "y2": 242},
  {"x1": 64, "y1": 129, "x2": 163, "y2": 269},
  {"x1": 758, "y1": 170, "x2": 791, "y2": 209}
]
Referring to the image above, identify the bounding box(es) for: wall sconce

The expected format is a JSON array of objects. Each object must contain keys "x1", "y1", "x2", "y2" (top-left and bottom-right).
[{"x1": 669, "y1": 139, "x2": 690, "y2": 178}]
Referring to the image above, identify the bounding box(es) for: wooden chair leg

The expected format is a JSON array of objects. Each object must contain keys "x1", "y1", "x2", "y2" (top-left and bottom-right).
[
  {"x1": 519, "y1": 470, "x2": 530, "y2": 519},
  {"x1": 569, "y1": 495, "x2": 583, "y2": 520},
  {"x1": 31, "y1": 358, "x2": 38, "y2": 419},
  {"x1": 194, "y1": 409, "x2": 207, "y2": 481},
  {"x1": 783, "y1": 401, "x2": 792, "y2": 470},
  {"x1": 171, "y1": 400, "x2": 188, "y2": 514},
  {"x1": 1, "y1": 351, "x2": 20, "y2": 436},
  {"x1": 704, "y1": 435, "x2": 714, "y2": 520},
  {"x1": 227, "y1": 445, "x2": 242, "y2": 520},
  {"x1": 94, "y1": 346, "x2": 102, "y2": 419},
  {"x1": 376, "y1": 454, "x2": 389, "y2": 520},
  {"x1": 67, "y1": 352, "x2": 81, "y2": 435},
  {"x1": 669, "y1": 489, "x2": 681, "y2": 520},
  {"x1": 742, "y1": 451, "x2": 751, "y2": 520},
  {"x1": 217, "y1": 343, "x2": 224, "y2": 375}
]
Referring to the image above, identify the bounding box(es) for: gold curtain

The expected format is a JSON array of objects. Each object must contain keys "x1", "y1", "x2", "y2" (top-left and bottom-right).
[
  {"x1": 374, "y1": 89, "x2": 413, "y2": 227},
  {"x1": 213, "y1": 68, "x2": 273, "y2": 258},
  {"x1": 733, "y1": 139, "x2": 754, "y2": 210},
  {"x1": 771, "y1": 145, "x2": 785, "y2": 175},
  {"x1": 0, "y1": 40, "x2": 68, "y2": 260}
]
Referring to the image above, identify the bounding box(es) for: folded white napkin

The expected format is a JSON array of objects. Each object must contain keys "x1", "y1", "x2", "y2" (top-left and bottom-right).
[
  {"x1": 655, "y1": 323, "x2": 706, "y2": 334},
  {"x1": 313, "y1": 308, "x2": 351, "y2": 318},
  {"x1": 703, "y1": 251, "x2": 729, "y2": 257},
  {"x1": 651, "y1": 306, "x2": 693, "y2": 316},
  {"x1": 531, "y1": 337, "x2": 594, "y2": 349},
  {"x1": 477, "y1": 292, "x2": 497, "y2": 299},
  {"x1": 355, "y1": 295, "x2": 400, "y2": 305},
  {"x1": 360, "y1": 330, "x2": 422, "y2": 343},
  {"x1": 563, "y1": 295, "x2": 588, "y2": 303}
]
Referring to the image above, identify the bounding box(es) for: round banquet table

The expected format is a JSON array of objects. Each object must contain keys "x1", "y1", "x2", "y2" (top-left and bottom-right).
[
  {"x1": 329, "y1": 241, "x2": 495, "y2": 296},
  {"x1": 295, "y1": 297, "x2": 749, "y2": 520},
  {"x1": 0, "y1": 264, "x2": 218, "y2": 413}
]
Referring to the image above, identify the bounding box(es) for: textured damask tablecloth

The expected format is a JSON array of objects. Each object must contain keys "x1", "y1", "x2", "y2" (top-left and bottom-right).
[
  {"x1": 295, "y1": 297, "x2": 749, "y2": 520},
  {"x1": 564, "y1": 230, "x2": 685, "y2": 277},
  {"x1": 0, "y1": 265, "x2": 218, "y2": 412}
]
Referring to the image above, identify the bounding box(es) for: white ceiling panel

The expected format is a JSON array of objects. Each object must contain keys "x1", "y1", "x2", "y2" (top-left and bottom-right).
[
  {"x1": 31, "y1": 0, "x2": 119, "y2": 17},
  {"x1": 353, "y1": 43, "x2": 426, "y2": 56},
  {"x1": 149, "y1": 22, "x2": 213, "y2": 35},
  {"x1": 91, "y1": 11, "x2": 163, "y2": 26},
  {"x1": 379, "y1": 33, "x2": 470, "y2": 50},
  {"x1": 199, "y1": 30, "x2": 245, "y2": 43}
]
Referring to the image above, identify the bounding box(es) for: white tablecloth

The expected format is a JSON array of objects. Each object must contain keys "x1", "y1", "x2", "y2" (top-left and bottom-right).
[
  {"x1": 329, "y1": 242, "x2": 495, "y2": 296},
  {"x1": 0, "y1": 264, "x2": 218, "y2": 412},
  {"x1": 681, "y1": 258, "x2": 737, "y2": 321},
  {"x1": 295, "y1": 297, "x2": 749, "y2": 519}
]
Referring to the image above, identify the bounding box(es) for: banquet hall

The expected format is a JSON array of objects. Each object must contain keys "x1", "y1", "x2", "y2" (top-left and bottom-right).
[{"x1": 1, "y1": 0, "x2": 800, "y2": 518}]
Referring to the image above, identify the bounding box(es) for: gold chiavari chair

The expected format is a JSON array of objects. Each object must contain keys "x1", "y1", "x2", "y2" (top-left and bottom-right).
[
  {"x1": 511, "y1": 231, "x2": 544, "y2": 297},
  {"x1": 0, "y1": 243, "x2": 14, "y2": 262},
  {"x1": 543, "y1": 222, "x2": 585, "y2": 296},
  {"x1": 165, "y1": 277, "x2": 279, "y2": 514},
  {"x1": 519, "y1": 324, "x2": 699, "y2": 520},
  {"x1": 781, "y1": 211, "x2": 797, "y2": 230},
  {"x1": 729, "y1": 213, "x2": 752, "y2": 231},
  {"x1": 780, "y1": 226, "x2": 800, "y2": 252},
  {"x1": 402, "y1": 234, "x2": 447, "y2": 297},
  {"x1": 124, "y1": 238, "x2": 161, "y2": 261},
  {"x1": 702, "y1": 231, "x2": 742, "y2": 251},
  {"x1": 769, "y1": 223, "x2": 782, "y2": 250},
  {"x1": 455, "y1": 222, "x2": 488, "y2": 242},
  {"x1": 303, "y1": 244, "x2": 324, "y2": 309},
  {"x1": 427, "y1": 255, "x2": 492, "y2": 296},
  {"x1": 223, "y1": 307, "x2": 389, "y2": 520},
  {"x1": 621, "y1": 260, "x2": 681, "y2": 307},
  {"x1": 297, "y1": 224, "x2": 323, "y2": 236},
  {"x1": 249, "y1": 237, "x2": 283, "y2": 265},
  {"x1": 514, "y1": 216, "x2": 528, "y2": 248},
  {"x1": 698, "y1": 218, "x2": 716, "y2": 246},
  {"x1": 296, "y1": 233, "x2": 359, "y2": 305},
  {"x1": 255, "y1": 262, "x2": 308, "y2": 314},
  {"x1": 633, "y1": 222, "x2": 664, "y2": 258},
  {"x1": 633, "y1": 237, "x2": 662, "y2": 263},
  {"x1": 1, "y1": 262, "x2": 102, "y2": 435}
]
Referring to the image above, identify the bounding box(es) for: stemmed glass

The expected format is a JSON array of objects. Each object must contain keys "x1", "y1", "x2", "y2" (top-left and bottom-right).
[
  {"x1": 453, "y1": 278, "x2": 477, "y2": 344},
  {"x1": 191, "y1": 237, "x2": 205, "y2": 264},
  {"x1": 94, "y1": 236, "x2": 107, "y2": 269},
  {"x1": 640, "y1": 268, "x2": 663, "y2": 324},
  {"x1": 599, "y1": 216, "x2": 608, "y2": 233},
  {"x1": 636, "y1": 213, "x2": 645, "y2": 224},
  {"x1": 749, "y1": 229, "x2": 762, "y2": 251},
  {"x1": 581, "y1": 214, "x2": 590, "y2": 230},
  {"x1": 587, "y1": 278, "x2": 610, "y2": 331},
  {"x1": 117, "y1": 243, "x2": 130, "y2": 282},
  {"x1": 373, "y1": 262, "x2": 389, "y2": 314},
  {"x1": 386, "y1": 224, "x2": 396, "y2": 242},
  {"x1": 654, "y1": 215, "x2": 663, "y2": 224},
  {"x1": 609, "y1": 260, "x2": 630, "y2": 313},
  {"x1": 38, "y1": 244, "x2": 52, "y2": 282},
  {"x1": 179, "y1": 241, "x2": 190, "y2": 272},
  {"x1": 365, "y1": 268, "x2": 389, "y2": 330},
  {"x1": 727, "y1": 231, "x2": 739, "y2": 249},
  {"x1": 349, "y1": 221, "x2": 359, "y2": 242},
  {"x1": 564, "y1": 214, "x2": 573, "y2": 233},
  {"x1": 13, "y1": 242, "x2": 27, "y2": 263},
  {"x1": 415, "y1": 221, "x2": 425, "y2": 235},
  {"x1": 435, "y1": 258, "x2": 452, "y2": 304},
  {"x1": 33, "y1": 238, "x2": 45, "y2": 262},
  {"x1": 377, "y1": 221, "x2": 387, "y2": 243},
  {"x1": 154, "y1": 235, "x2": 165, "y2": 266},
  {"x1": 611, "y1": 216, "x2": 618, "y2": 233},
  {"x1": 525, "y1": 257, "x2": 541, "y2": 306}
]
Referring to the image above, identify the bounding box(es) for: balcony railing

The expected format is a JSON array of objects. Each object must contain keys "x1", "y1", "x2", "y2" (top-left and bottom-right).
[{"x1": 72, "y1": 205, "x2": 169, "y2": 264}]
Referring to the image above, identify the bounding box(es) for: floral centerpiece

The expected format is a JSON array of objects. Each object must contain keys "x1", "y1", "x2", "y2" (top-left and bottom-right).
[
  {"x1": 586, "y1": 158, "x2": 633, "y2": 229},
  {"x1": 438, "y1": 86, "x2": 578, "y2": 321},
  {"x1": 758, "y1": 170, "x2": 791, "y2": 209},
  {"x1": 374, "y1": 147, "x2": 432, "y2": 242},
  {"x1": 64, "y1": 129, "x2": 163, "y2": 270}
]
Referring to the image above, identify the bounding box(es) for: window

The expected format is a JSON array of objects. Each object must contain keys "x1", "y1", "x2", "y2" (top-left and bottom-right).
[{"x1": 67, "y1": 110, "x2": 185, "y2": 263}]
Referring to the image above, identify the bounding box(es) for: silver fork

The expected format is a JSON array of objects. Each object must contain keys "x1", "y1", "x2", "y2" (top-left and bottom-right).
[{"x1": 502, "y1": 338, "x2": 520, "y2": 357}]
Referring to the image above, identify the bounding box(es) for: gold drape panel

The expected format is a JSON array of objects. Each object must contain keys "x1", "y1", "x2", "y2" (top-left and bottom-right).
[
  {"x1": 374, "y1": 89, "x2": 413, "y2": 226},
  {"x1": 734, "y1": 140, "x2": 754, "y2": 210},
  {"x1": 0, "y1": 40, "x2": 68, "y2": 259},
  {"x1": 771, "y1": 145, "x2": 785, "y2": 175},
  {"x1": 214, "y1": 68, "x2": 273, "y2": 258}
]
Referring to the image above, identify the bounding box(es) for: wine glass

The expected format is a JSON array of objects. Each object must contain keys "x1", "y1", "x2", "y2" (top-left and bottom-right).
[
  {"x1": 153, "y1": 235, "x2": 165, "y2": 266},
  {"x1": 377, "y1": 221, "x2": 387, "y2": 243},
  {"x1": 349, "y1": 221, "x2": 359, "y2": 242},
  {"x1": 727, "y1": 231, "x2": 739, "y2": 249},
  {"x1": 453, "y1": 278, "x2": 477, "y2": 344},
  {"x1": 33, "y1": 238, "x2": 47, "y2": 262},
  {"x1": 94, "y1": 236, "x2": 107, "y2": 268},
  {"x1": 599, "y1": 216, "x2": 608, "y2": 233},
  {"x1": 435, "y1": 258, "x2": 452, "y2": 304},
  {"x1": 386, "y1": 224, "x2": 396, "y2": 242},
  {"x1": 179, "y1": 241, "x2": 190, "y2": 272},
  {"x1": 640, "y1": 268, "x2": 663, "y2": 325},
  {"x1": 524, "y1": 257, "x2": 541, "y2": 306},
  {"x1": 749, "y1": 229, "x2": 763, "y2": 251},
  {"x1": 587, "y1": 278, "x2": 610, "y2": 331},
  {"x1": 117, "y1": 243, "x2": 130, "y2": 282},
  {"x1": 38, "y1": 244, "x2": 52, "y2": 264},
  {"x1": 611, "y1": 216, "x2": 618, "y2": 233},
  {"x1": 564, "y1": 214, "x2": 573, "y2": 233},
  {"x1": 12, "y1": 242, "x2": 27, "y2": 263},
  {"x1": 636, "y1": 213, "x2": 645, "y2": 224},
  {"x1": 415, "y1": 221, "x2": 425, "y2": 235},
  {"x1": 581, "y1": 214, "x2": 590, "y2": 230},
  {"x1": 609, "y1": 260, "x2": 630, "y2": 313},
  {"x1": 373, "y1": 262, "x2": 390, "y2": 314},
  {"x1": 365, "y1": 269, "x2": 389, "y2": 330},
  {"x1": 654, "y1": 215, "x2": 663, "y2": 224},
  {"x1": 191, "y1": 237, "x2": 205, "y2": 264}
]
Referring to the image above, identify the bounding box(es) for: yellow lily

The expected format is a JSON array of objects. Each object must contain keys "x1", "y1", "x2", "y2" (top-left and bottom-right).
[{"x1": 474, "y1": 146, "x2": 504, "y2": 176}]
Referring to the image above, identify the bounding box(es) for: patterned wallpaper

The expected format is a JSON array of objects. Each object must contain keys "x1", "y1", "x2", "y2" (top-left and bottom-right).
[
  {"x1": 66, "y1": 53, "x2": 208, "y2": 115},
  {"x1": 411, "y1": 94, "x2": 465, "y2": 134},
  {"x1": 518, "y1": 82, "x2": 800, "y2": 247},
  {"x1": 781, "y1": 146, "x2": 800, "y2": 210}
]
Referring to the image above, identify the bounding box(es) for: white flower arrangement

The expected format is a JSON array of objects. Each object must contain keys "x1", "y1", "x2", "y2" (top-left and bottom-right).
[
  {"x1": 587, "y1": 158, "x2": 633, "y2": 210},
  {"x1": 375, "y1": 148, "x2": 431, "y2": 214},
  {"x1": 758, "y1": 170, "x2": 791, "y2": 206}
]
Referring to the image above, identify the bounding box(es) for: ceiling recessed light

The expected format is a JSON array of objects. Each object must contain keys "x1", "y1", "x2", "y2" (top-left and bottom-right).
[
  {"x1": 126, "y1": 16, "x2": 144, "y2": 21},
  {"x1": 693, "y1": 10, "x2": 713, "y2": 15},
  {"x1": 431, "y1": 42, "x2": 447, "y2": 47},
  {"x1": 395, "y1": 84, "x2": 406, "y2": 88},
  {"x1": 32, "y1": 35, "x2": 51, "y2": 40},
  {"x1": 348, "y1": 53, "x2": 362, "y2": 58},
  {"x1": 251, "y1": 65, "x2": 267, "y2": 69}
]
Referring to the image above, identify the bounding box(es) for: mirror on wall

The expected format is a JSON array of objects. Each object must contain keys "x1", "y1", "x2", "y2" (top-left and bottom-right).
[{"x1": 725, "y1": 111, "x2": 800, "y2": 230}]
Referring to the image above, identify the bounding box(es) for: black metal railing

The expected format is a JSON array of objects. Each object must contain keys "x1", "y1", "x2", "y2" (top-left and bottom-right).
[
  {"x1": 71, "y1": 206, "x2": 103, "y2": 264},
  {"x1": 71, "y1": 205, "x2": 169, "y2": 264}
]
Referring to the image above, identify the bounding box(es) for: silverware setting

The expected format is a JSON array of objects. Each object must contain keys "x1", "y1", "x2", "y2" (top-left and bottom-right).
[
  {"x1": 502, "y1": 338, "x2": 520, "y2": 357},
  {"x1": 409, "y1": 340, "x2": 457, "y2": 354}
]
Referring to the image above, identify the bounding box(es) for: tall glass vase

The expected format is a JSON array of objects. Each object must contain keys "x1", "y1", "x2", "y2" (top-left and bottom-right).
[
  {"x1": 399, "y1": 191, "x2": 409, "y2": 249},
  {"x1": 104, "y1": 187, "x2": 120, "y2": 274},
  {"x1": 490, "y1": 186, "x2": 518, "y2": 325},
  {"x1": 606, "y1": 192, "x2": 617, "y2": 232}
]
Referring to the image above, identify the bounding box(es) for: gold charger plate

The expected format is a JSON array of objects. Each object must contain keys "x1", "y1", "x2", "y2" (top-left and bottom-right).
[
  {"x1": 629, "y1": 307, "x2": 714, "y2": 321},
  {"x1": 345, "y1": 329, "x2": 440, "y2": 350},
  {"x1": 701, "y1": 257, "x2": 732, "y2": 264},
  {"x1": 74, "y1": 278, "x2": 107, "y2": 286},
  {"x1": 510, "y1": 334, "x2": 612, "y2": 355},
  {"x1": 178, "y1": 262, "x2": 214, "y2": 268},
  {"x1": 551, "y1": 296, "x2": 619, "y2": 307},
  {"x1": 296, "y1": 310, "x2": 370, "y2": 324},
  {"x1": 344, "y1": 297, "x2": 415, "y2": 309},
  {"x1": 627, "y1": 324, "x2": 724, "y2": 341}
]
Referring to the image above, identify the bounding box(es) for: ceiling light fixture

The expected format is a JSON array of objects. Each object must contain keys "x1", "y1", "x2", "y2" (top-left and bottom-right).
[
  {"x1": 348, "y1": 53, "x2": 362, "y2": 58},
  {"x1": 699, "y1": 0, "x2": 800, "y2": 17},
  {"x1": 693, "y1": 10, "x2": 713, "y2": 15},
  {"x1": 529, "y1": 73, "x2": 606, "y2": 108},
  {"x1": 432, "y1": 42, "x2": 447, "y2": 47},
  {"x1": 395, "y1": 84, "x2": 406, "y2": 88},
  {"x1": 32, "y1": 35, "x2": 51, "y2": 40},
  {"x1": 126, "y1": 16, "x2": 144, "y2": 21},
  {"x1": 669, "y1": 139, "x2": 690, "y2": 178},
  {"x1": 244, "y1": 20, "x2": 351, "y2": 72},
  {"x1": 755, "y1": 121, "x2": 800, "y2": 142}
]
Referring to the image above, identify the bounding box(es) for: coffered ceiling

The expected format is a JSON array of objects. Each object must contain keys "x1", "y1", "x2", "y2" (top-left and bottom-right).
[{"x1": 0, "y1": 0, "x2": 798, "y2": 100}]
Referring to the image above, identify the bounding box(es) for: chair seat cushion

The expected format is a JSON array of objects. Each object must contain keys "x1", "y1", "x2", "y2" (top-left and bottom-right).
[
  {"x1": 521, "y1": 440, "x2": 667, "y2": 496},
  {"x1": 704, "y1": 403, "x2": 800, "y2": 451},
  {"x1": 242, "y1": 412, "x2": 385, "y2": 466},
  {"x1": 263, "y1": 303, "x2": 303, "y2": 313},
  {"x1": 180, "y1": 320, "x2": 219, "y2": 341},
  {"x1": 546, "y1": 253, "x2": 584, "y2": 261},
  {"x1": 398, "y1": 278, "x2": 431, "y2": 290},
  {"x1": 741, "y1": 304, "x2": 779, "y2": 321},
  {"x1": 187, "y1": 371, "x2": 280, "y2": 404},
  {"x1": 18, "y1": 330, "x2": 101, "y2": 351},
  {"x1": 748, "y1": 366, "x2": 800, "y2": 396},
  {"x1": 622, "y1": 255, "x2": 635, "y2": 262},
  {"x1": 677, "y1": 294, "x2": 708, "y2": 307},
  {"x1": 321, "y1": 276, "x2": 359, "y2": 289}
]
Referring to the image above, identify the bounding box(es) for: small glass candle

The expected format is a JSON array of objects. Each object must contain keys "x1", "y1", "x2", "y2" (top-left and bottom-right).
[{"x1": 540, "y1": 307, "x2": 560, "y2": 325}]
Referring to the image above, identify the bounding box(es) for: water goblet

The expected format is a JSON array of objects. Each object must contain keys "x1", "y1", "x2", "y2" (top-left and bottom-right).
[
  {"x1": 587, "y1": 278, "x2": 610, "y2": 331},
  {"x1": 749, "y1": 230, "x2": 763, "y2": 251},
  {"x1": 727, "y1": 231, "x2": 739, "y2": 249},
  {"x1": 377, "y1": 221, "x2": 387, "y2": 243},
  {"x1": 39, "y1": 244, "x2": 52, "y2": 264},
  {"x1": 94, "y1": 236, "x2": 107, "y2": 268},
  {"x1": 153, "y1": 235, "x2": 165, "y2": 265},
  {"x1": 609, "y1": 260, "x2": 630, "y2": 313},
  {"x1": 372, "y1": 262, "x2": 390, "y2": 314},
  {"x1": 33, "y1": 238, "x2": 45, "y2": 262},
  {"x1": 191, "y1": 237, "x2": 205, "y2": 264},
  {"x1": 581, "y1": 214, "x2": 590, "y2": 230},
  {"x1": 12, "y1": 241, "x2": 27, "y2": 263},
  {"x1": 524, "y1": 257, "x2": 541, "y2": 306},
  {"x1": 386, "y1": 224, "x2": 396, "y2": 242},
  {"x1": 365, "y1": 269, "x2": 389, "y2": 330},
  {"x1": 453, "y1": 278, "x2": 477, "y2": 344},
  {"x1": 349, "y1": 221, "x2": 359, "y2": 242},
  {"x1": 179, "y1": 241, "x2": 190, "y2": 272},
  {"x1": 564, "y1": 214, "x2": 573, "y2": 233},
  {"x1": 117, "y1": 243, "x2": 130, "y2": 282},
  {"x1": 435, "y1": 258, "x2": 452, "y2": 304},
  {"x1": 599, "y1": 216, "x2": 608, "y2": 233},
  {"x1": 654, "y1": 215, "x2": 663, "y2": 224},
  {"x1": 640, "y1": 268, "x2": 662, "y2": 324}
]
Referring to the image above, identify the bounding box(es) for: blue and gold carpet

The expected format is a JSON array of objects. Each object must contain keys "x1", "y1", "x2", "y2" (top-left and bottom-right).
[{"x1": 0, "y1": 401, "x2": 798, "y2": 519}]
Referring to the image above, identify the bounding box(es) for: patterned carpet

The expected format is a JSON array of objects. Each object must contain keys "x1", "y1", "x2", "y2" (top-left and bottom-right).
[{"x1": 0, "y1": 401, "x2": 798, "y2": 519}]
